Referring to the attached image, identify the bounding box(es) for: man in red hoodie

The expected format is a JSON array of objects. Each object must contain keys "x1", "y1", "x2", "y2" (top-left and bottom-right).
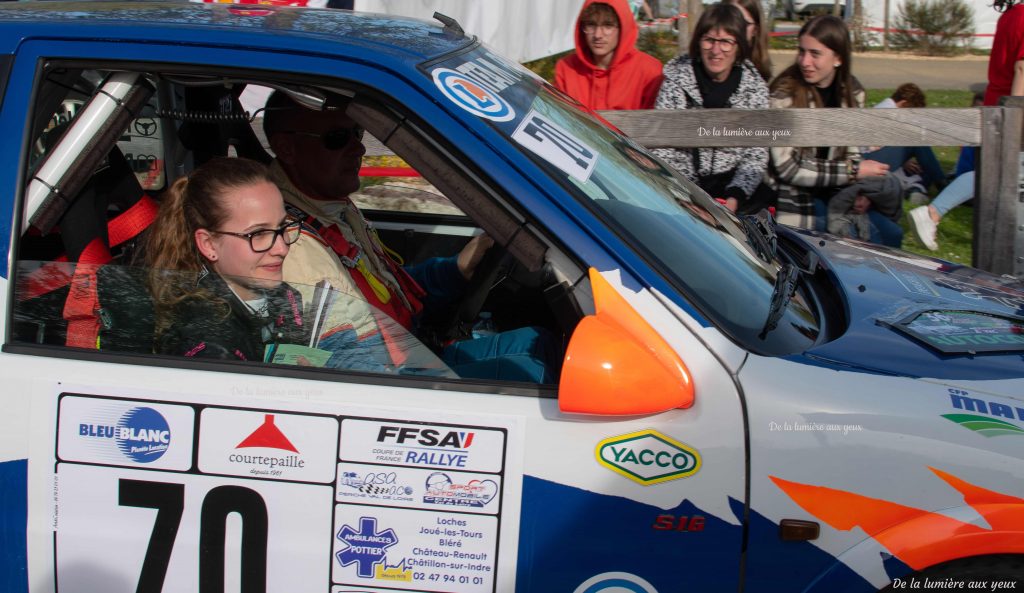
[{"x1": 555, "y1": 0, "x2": 664, "y2": 110}]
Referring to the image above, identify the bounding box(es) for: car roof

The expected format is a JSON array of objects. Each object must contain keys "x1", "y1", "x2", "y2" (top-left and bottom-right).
[{"x1": 0, "y1": 1, "x2": 474, "y2": 64}]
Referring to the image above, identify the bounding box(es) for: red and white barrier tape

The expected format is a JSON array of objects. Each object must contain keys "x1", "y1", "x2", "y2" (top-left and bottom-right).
[{"x1": 639, "y1": 12, "x2": 687, "y2": 28}]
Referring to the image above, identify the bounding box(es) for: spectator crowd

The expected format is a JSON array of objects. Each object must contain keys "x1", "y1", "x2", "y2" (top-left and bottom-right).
[{"x1": 552, "y1": 0, "x2": 1024, "y2": 251}]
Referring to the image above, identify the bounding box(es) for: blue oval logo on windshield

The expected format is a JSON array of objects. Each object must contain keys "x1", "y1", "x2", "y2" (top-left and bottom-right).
[{"x1": 432, "y1": 68, "x2": 515, "y2": 122}]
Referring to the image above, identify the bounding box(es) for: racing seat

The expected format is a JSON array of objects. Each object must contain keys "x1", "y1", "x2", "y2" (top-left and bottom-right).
[
  {"x1": 177, "y1": 85, "x2": 272, "y2": 166},
  {"x1": 14, "y1": 144, "x2": 157, "y2": 352}
]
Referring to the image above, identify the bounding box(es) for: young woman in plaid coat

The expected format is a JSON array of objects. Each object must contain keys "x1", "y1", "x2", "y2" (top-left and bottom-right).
[{"x1": 765, "y1": 16, "x2": 890, "y2": 231}]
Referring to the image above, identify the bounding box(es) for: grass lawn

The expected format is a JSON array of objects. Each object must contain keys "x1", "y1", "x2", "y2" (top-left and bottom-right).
[{"x1": 865, "y1": 88, "x2": 975, "y2": 264}]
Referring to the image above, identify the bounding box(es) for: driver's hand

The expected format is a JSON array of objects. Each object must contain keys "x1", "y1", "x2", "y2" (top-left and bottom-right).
[{"x1": 458, "y1": 233, "x2": 495, "y2": 280}]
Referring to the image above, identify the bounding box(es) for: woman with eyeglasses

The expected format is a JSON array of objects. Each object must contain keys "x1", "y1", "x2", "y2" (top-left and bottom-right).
[
  {"x1": 145, "y1": 157, "x2": 309, "y2": 361},
  {"x1": 766, "y1": 15, "x2": 896, "y2": 242},
  {"x1": 652, "y1": 3, "x2": 769, "y2": 213}
]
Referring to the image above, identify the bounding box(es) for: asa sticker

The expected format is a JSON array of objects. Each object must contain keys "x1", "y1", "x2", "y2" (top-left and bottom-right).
[
  {"x1": 432, "y1": 68, "x2": 515, "y2": 122},
  {"x1": 596, "y1": 429, "x2": 701, "y2": 485}
]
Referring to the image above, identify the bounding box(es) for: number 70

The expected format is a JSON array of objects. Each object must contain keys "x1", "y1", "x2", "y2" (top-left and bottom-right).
[{"x1": 119, "y1": 479, "x2": 269, "y2": 593}]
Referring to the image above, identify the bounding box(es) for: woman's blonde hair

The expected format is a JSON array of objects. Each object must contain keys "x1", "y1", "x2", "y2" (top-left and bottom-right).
[{"x1": 144, "y1": 157, "x2": 274, "y2": 333}]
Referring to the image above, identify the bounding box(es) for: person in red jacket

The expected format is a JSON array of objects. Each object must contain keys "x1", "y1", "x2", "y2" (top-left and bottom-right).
[
  {"x1": 985, "y1": 0, "x2": 1024, "y2": 107},
  {"x1": 555, "y1": 0, "x2": 664, "y2": 110}
]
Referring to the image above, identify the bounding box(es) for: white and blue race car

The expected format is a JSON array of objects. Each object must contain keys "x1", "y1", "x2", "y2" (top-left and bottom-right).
[{"x1": 0, "y1": 3, "x2": 1020, "y2": 593}]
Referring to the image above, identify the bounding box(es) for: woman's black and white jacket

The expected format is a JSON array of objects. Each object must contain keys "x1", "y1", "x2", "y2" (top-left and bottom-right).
[{"x1": 651, "y1": 56, "x2": 769, "y2": 202}]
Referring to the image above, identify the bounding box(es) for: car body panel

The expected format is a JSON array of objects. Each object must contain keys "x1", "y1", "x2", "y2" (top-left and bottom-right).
[{"x1": 0, "y1": 3, "x2": 1021, "y2": 593}]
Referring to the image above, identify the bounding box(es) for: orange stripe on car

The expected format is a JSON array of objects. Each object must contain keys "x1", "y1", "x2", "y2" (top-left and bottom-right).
[{"x1": 770, "y1": 468, "x2": 1024, "y2": 571}]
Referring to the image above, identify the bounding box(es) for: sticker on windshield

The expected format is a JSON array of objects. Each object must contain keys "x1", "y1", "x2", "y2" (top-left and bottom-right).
[
  {"x1": 512, "y1": 110, "x2": 598, "y2": 183},
  {"x1": 432, "y1": 68, "x2": 515, "y2": 122},
  {"x1": 885, "y1": 309, "x2": 1024, "y2": 354}
]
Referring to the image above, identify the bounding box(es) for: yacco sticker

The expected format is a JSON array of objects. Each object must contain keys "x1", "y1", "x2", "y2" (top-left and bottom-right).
[
  {"x1": 512, "y1": 109, "x2": 598, "y2": 183},
  {"x1": 596, "y1": 429, "x2": 701, "y2": 486},
  {"x1": 340, "y1": 418, "x2": 505, "y2": 473},
  {"x1": 432, "y1": 68, "x2": 515, "y2": 122},
  {"x1": 332, "y1": 506, "x2": 497, "y2": 592},
  {"x1": 56, "y1": 395, "x2": 194, "y2": 470},
  {"x1": 336, "y1": 462, "x2": 501, "y2": 514},
  {"x1": 198, "y1": 409, "x2": 339, "y2": 483},
  {"x1": 573, "y1": 572, "x2": 659, "y2": 593}
]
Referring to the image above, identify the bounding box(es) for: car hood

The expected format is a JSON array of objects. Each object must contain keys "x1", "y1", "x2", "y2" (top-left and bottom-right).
[{"x1": 788, "y1": 229, "x2": 1024, "y2": 391}]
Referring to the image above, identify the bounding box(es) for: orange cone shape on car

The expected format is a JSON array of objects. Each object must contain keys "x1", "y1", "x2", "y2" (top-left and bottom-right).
[{"x1": 559, "y1": 269, "x2": 693, "y2": 415}]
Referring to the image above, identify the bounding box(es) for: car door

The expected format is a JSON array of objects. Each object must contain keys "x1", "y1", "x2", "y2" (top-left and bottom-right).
[{"x1": 0, "y1": 32, "x2": 748, "y2": 593}]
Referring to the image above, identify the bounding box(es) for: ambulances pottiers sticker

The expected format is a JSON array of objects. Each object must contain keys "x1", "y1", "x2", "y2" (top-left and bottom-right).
[{"x1": 596, "y1": 429, "x2": 701, "y2": 485}]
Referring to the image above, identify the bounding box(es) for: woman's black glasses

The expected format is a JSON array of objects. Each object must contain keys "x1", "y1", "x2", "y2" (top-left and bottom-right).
[{"x1": 212, "y1": 221, "x2": 302, "y2": 252}]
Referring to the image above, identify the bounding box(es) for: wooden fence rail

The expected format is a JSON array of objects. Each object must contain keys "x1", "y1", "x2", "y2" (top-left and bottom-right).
[{"x1": 601, "y1": 105, "x2": 1024, "y2": 277}]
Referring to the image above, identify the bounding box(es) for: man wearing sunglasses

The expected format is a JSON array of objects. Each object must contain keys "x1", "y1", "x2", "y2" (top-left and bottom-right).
[{"x1": 262, "y1": 93, "x2": 558, "y2": 382}]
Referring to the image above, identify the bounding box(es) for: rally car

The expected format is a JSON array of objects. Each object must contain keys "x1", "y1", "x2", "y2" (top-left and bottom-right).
[{"x1": 0, "y1": 3, "x2": 1021, "y2": 593}]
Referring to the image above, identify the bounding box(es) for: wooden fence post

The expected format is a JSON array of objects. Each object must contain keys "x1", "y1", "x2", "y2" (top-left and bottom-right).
[{"x1": 975, "y1": 103, "x2": 1023, "y2": 275}]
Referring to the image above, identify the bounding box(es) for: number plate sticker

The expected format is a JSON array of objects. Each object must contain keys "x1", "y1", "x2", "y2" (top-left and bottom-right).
[
  {"x1": 55, "y1": 464, "x2": 334, "y2": 593},
  {"x1": 46, "y1": 393, "x2": 520, "y2": 593},
  {"x1": 512, "y1": 109, "x2": 598, "y2": 183}
]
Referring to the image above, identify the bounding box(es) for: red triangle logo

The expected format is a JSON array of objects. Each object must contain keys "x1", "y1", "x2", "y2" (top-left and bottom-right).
[{"x1": 236, "y1": 414, "x2": 299, "y2": 453}]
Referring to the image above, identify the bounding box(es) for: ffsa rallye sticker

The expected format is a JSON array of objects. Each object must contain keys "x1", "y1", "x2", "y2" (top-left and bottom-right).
[{"x1": 340, "y1": 418, "x2": 505, "y2": 472}]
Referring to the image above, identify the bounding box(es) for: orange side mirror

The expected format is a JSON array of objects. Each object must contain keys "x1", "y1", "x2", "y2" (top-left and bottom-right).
[{"x1": 559, "y1": 269, "x2": 694, "y2": 415}]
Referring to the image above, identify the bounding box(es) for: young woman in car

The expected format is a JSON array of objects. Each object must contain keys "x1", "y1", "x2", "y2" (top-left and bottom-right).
[
  {"x1": 652, "y1": 3, "x2": 769, "y2": 213},
  {"x1": 145, "y1": 157, "x2": 308, "y2": 361},
  {"x1": 765, "y1": 15, "x2": 897, "y2": 243}
]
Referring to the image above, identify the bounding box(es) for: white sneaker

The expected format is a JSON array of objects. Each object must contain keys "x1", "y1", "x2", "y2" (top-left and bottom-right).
[{"x1": 909, "y1": 206, "x2": 938, "y2": 251}]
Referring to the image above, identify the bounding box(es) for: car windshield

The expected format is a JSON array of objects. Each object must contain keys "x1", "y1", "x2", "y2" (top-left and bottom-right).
[{"x1": 424, "y1": 47, "x2": 818, "y2": 354}]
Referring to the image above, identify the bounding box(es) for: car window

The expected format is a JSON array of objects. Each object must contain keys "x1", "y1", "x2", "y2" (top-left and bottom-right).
[
  {"x1": 422, "y1": 45, "x2": 820, "y2": 355},
  {"x1": 12, "y1": 64, "x2": 584, "y2": 389},
  {"x1": 12, "y1": 260, "x2": 456, "y2": 375}
]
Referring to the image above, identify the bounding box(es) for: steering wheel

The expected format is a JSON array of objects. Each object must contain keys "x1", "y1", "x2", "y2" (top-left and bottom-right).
[{"x1": 444, "y1": 242, "x2": 510, "y2": 342}]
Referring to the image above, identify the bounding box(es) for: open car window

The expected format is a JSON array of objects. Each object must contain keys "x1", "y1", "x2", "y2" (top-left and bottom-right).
[
  {"x1": 13, "y1": 261, "x2": 457, "y2": 377},
  {"x1": 12, "y1": 64, "x2": 587, "y2": 389}
]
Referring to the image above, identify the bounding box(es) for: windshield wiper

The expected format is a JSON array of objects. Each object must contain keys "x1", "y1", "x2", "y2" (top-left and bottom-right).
[
  {"x1": 759, "y1": 252, "x2": 819, "y2": 340},
  {"x1": 740, "y1": 209, "x2": 777, "y2": 263}
]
